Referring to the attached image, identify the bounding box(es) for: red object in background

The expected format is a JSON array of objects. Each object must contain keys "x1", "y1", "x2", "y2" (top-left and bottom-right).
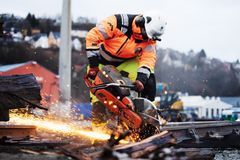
[{"x1": 0, "y1": 61, "x2": 59, "y2": 107}]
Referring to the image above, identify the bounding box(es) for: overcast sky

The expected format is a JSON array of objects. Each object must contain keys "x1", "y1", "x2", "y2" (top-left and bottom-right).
[{"x1": 1, "y1": 0, "x2": 240, "y2": 62}]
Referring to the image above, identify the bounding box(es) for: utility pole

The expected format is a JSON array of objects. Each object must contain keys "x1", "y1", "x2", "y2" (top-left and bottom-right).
[{"x1": 59, "y1": 0, "x2": 72, "y2": 103}]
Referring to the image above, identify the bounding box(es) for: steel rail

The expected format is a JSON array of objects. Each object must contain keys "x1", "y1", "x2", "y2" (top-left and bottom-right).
[
  {"x1": 0, "y1": 125, "x2": 36, "y2": 138},
  {"x1": 159, "y1": 121, "x2": 240, "y2": 145}
]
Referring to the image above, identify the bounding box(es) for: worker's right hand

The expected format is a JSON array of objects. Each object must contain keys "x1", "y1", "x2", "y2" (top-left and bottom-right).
[
  {"x1": 87, "y1": 67, "x2": 99, "y2": 80},
  {"x1": 133, "y1": 80, "x2": 144, "y2": 92}
]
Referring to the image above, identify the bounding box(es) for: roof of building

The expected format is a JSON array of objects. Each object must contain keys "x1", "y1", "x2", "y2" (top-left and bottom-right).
[
  {"x1": 180, "y1": 95, "x2": 232, "y2": 109},
  {"x1": 32, "y1": 33, "x2": 48, "y2": 41},
  {"x1": 0, "y1": 61, "x2": 37, "y2": 72},
  {"x1": 220, "y1": 97, "x2": 240, "y2": 106},
  {"x1": 0, "y1": 62, "x2": 26, "y2": 72},
  {"x1": 49, "y1": 31, "x2": 60, "y2": 39},
  {"x1": 0, "y1": 61, "x2": 58, "y2": 77}
]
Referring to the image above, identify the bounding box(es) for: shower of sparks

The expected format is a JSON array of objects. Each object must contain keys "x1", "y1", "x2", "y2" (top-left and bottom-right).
[{"x1": 8, "y1": 114, "x2": 111, "y2": 141}]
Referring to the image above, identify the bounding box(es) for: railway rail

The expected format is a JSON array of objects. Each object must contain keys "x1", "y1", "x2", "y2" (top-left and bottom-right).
[{"x1": 0, "y1": 120, "x2": 240, "y2": 159}]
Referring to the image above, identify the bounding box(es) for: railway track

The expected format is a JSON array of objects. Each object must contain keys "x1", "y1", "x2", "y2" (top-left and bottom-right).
[{"x1": 0, "y1": 121, "x2": 240, "y2": 159}]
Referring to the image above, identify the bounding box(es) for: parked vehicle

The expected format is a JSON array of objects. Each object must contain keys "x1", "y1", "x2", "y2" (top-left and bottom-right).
[
  {"x1": 222, "y1": 108, "x2": 240, "y2": 121},
  {"x1": 155, "y1": 83, "x2": 187, "y2": 122}
]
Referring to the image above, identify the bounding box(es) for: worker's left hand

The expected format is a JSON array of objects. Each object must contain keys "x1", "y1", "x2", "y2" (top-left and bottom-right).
[
  {"x1": 133, "y1": 80, "x2": 144, "y2": 92},
  {"x1": 87, "y1": 67, "x2": 99, "y2": 80}
]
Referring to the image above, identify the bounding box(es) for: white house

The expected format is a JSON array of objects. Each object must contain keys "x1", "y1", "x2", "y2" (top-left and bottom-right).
[
  {"x1": 34, "y1": 35, "x2": 49, "y2": 48},
  {"x1": 48, "y1": 31, "x2": 61, "y2": 47},
  {"x1": 72, "y1": 38, "x2": 82, "y2": 51},
  {"x1": 71, "y1": 30, "x2": 87, "y2": 38},
  {"x1": 180, "y1": 95, "x2": 232, "y2": 119},
  {"x1": 11, "y1": 31, "x2": 23, "y2": 42}
]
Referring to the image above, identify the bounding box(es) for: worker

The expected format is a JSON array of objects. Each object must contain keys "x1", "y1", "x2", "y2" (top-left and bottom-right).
[{"x1": 85, "y1": 13, "x2": 167, "y2": 125}]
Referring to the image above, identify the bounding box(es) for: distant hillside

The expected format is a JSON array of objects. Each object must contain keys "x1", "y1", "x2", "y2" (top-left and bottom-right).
[
  {"x1": 1, "y1": 13, "x2": 240, "y2": 97},
  {"x1": 155, "y1": 48, "x2": 240, "y2": 96}
]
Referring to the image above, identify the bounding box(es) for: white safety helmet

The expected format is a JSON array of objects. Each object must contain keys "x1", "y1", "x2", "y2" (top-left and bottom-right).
[{"x1": 143, "y1": 13, "x2": 167, "y2": 41}]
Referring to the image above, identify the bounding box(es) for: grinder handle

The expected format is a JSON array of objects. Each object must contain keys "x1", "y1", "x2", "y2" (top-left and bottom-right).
[
  {"x1": 84, "y1": 75, "x2": 135, "y2": 90},
  {"x1": 90, "y1": 83, "x2": 135, "y2": 90},
  {"x1": 84, "y1": 75, "x2": 94, "y2": 88}
]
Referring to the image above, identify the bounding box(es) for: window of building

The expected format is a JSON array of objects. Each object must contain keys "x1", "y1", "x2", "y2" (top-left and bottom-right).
[
  {"x1": 206, "y1": 108, "x2": 208, "y2": 118},
  {"x1": 216, "y1": 109, "x2": 219, "y2": 117}
]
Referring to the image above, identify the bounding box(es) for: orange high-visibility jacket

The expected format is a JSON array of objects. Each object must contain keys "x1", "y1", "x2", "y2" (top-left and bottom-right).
[{"x1": 86, "y1": 14, "x2": 157, "y2": 72}]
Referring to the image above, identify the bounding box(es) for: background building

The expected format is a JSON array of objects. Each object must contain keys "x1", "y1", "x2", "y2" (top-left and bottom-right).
[
  {"x1": 180, "y1": 95, "x2": 232, "y2": 119},
  {"x1": 0, "y1": 61, "x2": 59, "y2": 106}
]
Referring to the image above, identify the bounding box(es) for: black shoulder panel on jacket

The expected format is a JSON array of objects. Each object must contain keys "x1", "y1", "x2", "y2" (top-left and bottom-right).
[{"x1": 114, "y1": 14, "x2": 138, "y2": 38}]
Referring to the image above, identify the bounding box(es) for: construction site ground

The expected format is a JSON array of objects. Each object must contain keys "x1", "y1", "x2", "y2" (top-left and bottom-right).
[{"x1": 1, "y1": 117, "x2": 240, "y2": 160}]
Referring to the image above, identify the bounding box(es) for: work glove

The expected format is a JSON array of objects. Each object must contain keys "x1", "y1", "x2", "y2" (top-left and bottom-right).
[
  {"x1": 133, "y1": 80, "x2": 144, "y2": 92},
  {"x1": 141, "y1": 73, "x2": 156, "y2": 101},
  {"x1": 134, "y1": 68, "x2": 150, "y2": 92},
  {"x1": 87, "y1": 51, "x2": 99, "y2": 68},
  {"x1": 87, "y1": 67, "x2": 99, "y2": 80}
]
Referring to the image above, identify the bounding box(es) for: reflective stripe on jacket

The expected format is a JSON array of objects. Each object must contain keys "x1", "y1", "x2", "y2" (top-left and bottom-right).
[{"x1": 86, "y1": 14, "x2": 157, "y2": 71}]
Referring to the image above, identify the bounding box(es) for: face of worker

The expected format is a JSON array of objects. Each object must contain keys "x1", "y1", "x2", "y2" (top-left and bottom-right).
[{"x1": 132, "y1": 26, "x2": 149, "y2": 42}]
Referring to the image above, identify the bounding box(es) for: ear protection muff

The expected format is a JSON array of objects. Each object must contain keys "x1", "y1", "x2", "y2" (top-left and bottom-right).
[
  {"x1": 135, "y1": 15, "x2": 149, "y2": 40},
  {"x1": 135, "y1": 15, "x2": 145, "y2": 27},
  {"x1": 145, "y1": 16, "x2": 152, "y2": 23},
  {"x1": 135, "y1": 16, "x2": 152, "y2": 27}
]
